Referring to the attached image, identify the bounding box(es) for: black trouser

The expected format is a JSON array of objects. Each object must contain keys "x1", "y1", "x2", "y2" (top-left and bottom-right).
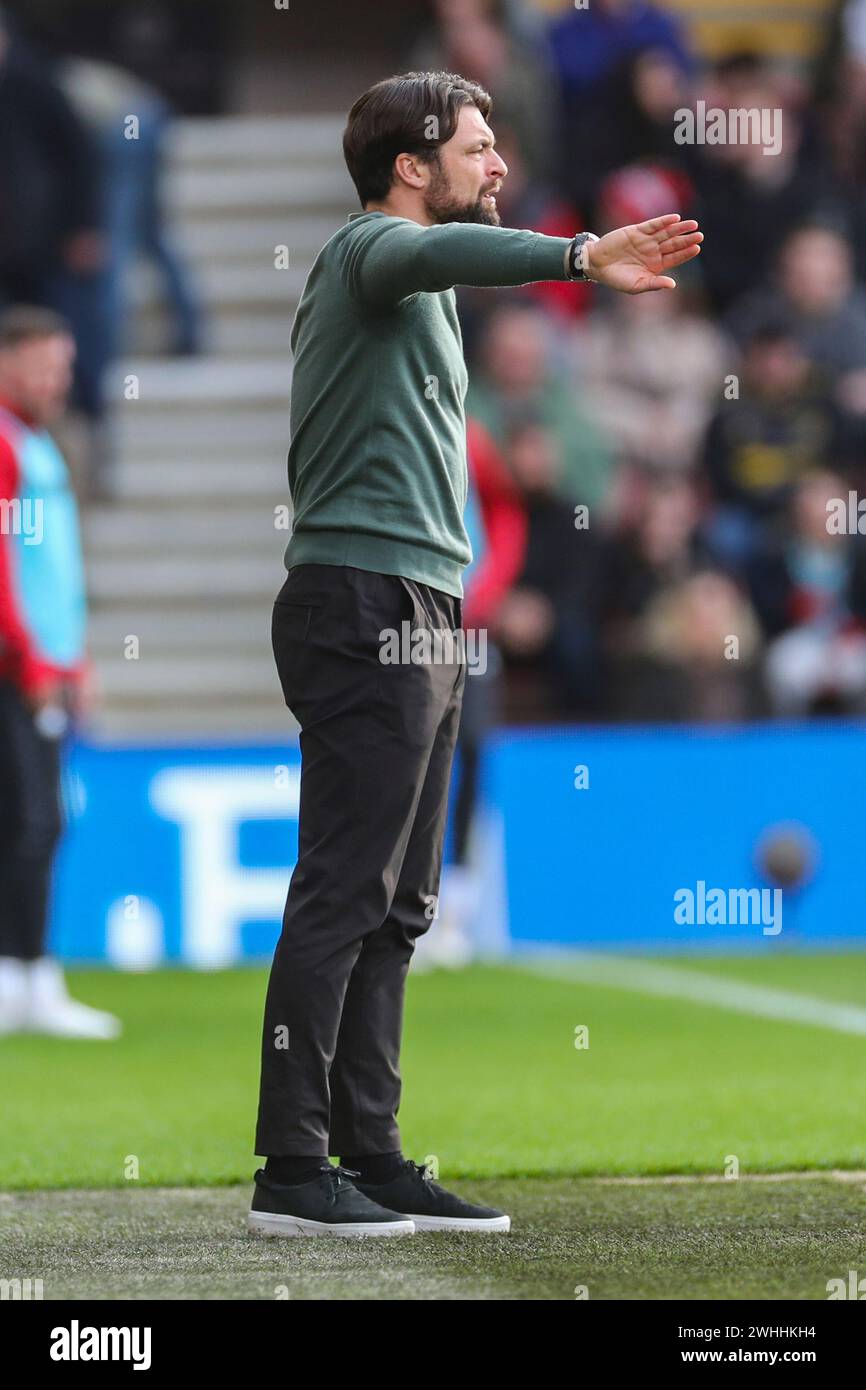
[
  {"x1": 255, "y1": 564, "x2": 465, "y2": 1157},
  {"x1": 0, "y1": 680, "x2": 64, "y2": 959}
]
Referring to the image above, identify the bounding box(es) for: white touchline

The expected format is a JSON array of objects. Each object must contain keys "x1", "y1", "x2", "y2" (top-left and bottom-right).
[
  {"x1": 516, "y1": 951, "x2": 866, "y2": 1037},
  {"x1": 592, "y1": 1170, "x2": 866, "y2": 1185}
]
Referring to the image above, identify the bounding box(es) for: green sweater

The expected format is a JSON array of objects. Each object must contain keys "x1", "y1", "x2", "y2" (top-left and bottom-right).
[{"x1": 285, "y1": 211, "x2": 573, "y2": 598}]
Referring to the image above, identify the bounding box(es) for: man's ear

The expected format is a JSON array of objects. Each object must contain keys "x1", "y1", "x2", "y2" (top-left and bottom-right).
[{"x1": 392, "y1": 152, "x2": 426, "y2": 191}]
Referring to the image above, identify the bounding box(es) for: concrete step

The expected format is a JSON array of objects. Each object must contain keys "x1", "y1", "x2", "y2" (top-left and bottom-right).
[
  {"x1": 87, "y1": 552, "x2": 284, "y2": 600},
  {"x1": 106, "y1": 356, "x2": 289, "y2": 406},
  {"x1": 109, "y1": 457, "x2": 285, "y2": 501},
  {"x1": 168, "y1": 214, "x2": 342, "y2": 259},
  {"x1": 130, "y1": 307, "x2": 294, "y2": 357},
  {"x1": 166, "y1": 165, "x2": 353, "y2": 214},
  {"x1": 110, "y1": 409, "x2": 289, "y2": 457},
  {"x1": 128, "y1": 260, "x2": 308, "y2": 309},
  {"x1": 84, "y1": 507, "x2": 283, "y2": 551},
  {"x1": 87, "y1": 605, "x2": 275, "y2": 651},
  {"x1": 170, "y1": 115, "x2": 346, "y2": 165},
  {"x1": 93, "y1": 651, "x2": 277, "y2": 698}
]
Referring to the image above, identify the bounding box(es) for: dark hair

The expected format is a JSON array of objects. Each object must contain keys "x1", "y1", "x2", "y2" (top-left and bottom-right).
[
  {"x1": 343, "y1": 70, "x2": 492, "y2": 207},
  {"x1": 745, "y1": 313, "x2": 796, "y2": 347},
  {"x1": 782, "y1": 218, "x2": 850, "y2": 248},
  {"x1": 0, "y1": 305, "x2": 72, "y2": 349},
  {"x1": 714, "y1": 50, "x2": 765, "y2": 80}
]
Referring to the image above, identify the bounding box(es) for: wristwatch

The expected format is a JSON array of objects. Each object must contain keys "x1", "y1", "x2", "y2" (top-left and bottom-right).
[{"x1": 566, "y1": 232, "x2": 600, "y2": 283}]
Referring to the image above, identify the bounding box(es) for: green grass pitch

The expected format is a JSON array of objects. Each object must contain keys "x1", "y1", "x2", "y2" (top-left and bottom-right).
[{"x1": 2, "y1": 955, "x2": 866, "y2": 1298}]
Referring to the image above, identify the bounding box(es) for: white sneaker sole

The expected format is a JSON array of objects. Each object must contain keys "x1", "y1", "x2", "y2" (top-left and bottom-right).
[
  {"x1": 408, "y1": 1213, "x2": 511, "y2": 1233},
  {"x1": 26, "y1": 1005, "x2": 122, "y2": 1040},
  {"x1": 247, "y1": 1210, "x2": 415, "y2": 1239}
]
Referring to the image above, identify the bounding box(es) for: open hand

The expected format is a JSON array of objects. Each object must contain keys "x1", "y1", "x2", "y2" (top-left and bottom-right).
[{"x1": 587, "y1": 214, "x2": 703, "y2": 293}]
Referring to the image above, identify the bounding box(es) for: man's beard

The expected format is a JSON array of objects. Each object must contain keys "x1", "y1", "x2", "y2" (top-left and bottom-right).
[{"x1": 422, "y1": 159, "x2": 500, "y2": 227}]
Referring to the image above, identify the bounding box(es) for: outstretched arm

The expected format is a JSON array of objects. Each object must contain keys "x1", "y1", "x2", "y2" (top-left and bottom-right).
[
  {"x1": 343, "y1": 212, "x2": 702, "y2": 308},
  {"x1": 343, "y1": 217, "x2": 573, "y2": 307}
]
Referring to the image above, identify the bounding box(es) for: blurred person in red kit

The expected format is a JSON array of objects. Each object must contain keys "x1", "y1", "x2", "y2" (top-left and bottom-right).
[
  {"x1": 413, "y1": 416, "x2": 528, "y2": 969},
  {"x1": 0, "y1": 306, "x2": 119, "y2": 1038}
]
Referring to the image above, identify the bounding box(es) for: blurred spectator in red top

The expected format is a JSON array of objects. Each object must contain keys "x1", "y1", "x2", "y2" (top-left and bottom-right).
[
  {"x1": 463, "y1": 416, "x2": 527, "y2": 632},
  {"x1": 418, "y1": 417, "x2": 527, "y2": 968},
  {"x1": 495, "y1": 417, "x2": 606, "y2": 716}
]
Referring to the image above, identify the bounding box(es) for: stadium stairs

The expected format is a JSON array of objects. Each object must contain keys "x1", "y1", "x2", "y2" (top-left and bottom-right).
[{"x1": 83, "y1": 115, "x2": 357, "y2": 741}]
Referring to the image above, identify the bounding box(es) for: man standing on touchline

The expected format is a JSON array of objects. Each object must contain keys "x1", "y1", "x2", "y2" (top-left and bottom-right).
[{"x1": 249, "y1": 70, "x2": 702, "y2": 1239}]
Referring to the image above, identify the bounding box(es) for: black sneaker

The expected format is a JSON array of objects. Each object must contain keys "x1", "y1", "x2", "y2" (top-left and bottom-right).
[
  {"x1": 247, "y1": 1164, "x2": 415, "y2": 1238},
  {"x1": 354, "y1": 1160, "x2": 511, "y2": 1233}
]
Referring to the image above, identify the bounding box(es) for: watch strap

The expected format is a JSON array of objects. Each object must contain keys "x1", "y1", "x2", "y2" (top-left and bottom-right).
[{"x1": 567, "y1": 232, "x2": 600, "y2": 283}]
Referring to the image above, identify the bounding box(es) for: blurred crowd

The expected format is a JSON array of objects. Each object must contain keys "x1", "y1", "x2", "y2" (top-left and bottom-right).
[
  {"x1": 414, "y1": 0, "x2": 866, "y2": 723},
  {"x1": 4, "y1": 0, "x2": 866, "y2": 725},
  {"x1": 0, "y1": 5, "x2": 201, "y2": 493}
]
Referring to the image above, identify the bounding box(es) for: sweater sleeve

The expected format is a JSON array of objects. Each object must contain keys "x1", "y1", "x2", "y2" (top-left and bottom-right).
[{"x1": 342, "y1": 216, "x2": 573, "y2": 308}]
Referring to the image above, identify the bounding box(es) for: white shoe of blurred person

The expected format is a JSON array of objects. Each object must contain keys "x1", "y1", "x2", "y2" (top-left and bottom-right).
[
  {"x1": 25, "y1": 957, "x2": 122, "y2": 1039},
  {"x1": 411, "y1": 865, "x2": 477, "y2": 972},
  {"x1": 0, "y1": 956, "x2": 29, "y2": 1034}
]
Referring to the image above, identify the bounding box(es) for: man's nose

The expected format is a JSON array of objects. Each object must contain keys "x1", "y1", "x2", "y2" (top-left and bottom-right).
[{"x1": 488, "y1": 152, "x2": 508, "y2": 180}]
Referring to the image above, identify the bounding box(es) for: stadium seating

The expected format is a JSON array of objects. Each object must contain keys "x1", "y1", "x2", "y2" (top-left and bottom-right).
[{"x1": 84, "y1": 116, "x2": 356, "y2": 737}]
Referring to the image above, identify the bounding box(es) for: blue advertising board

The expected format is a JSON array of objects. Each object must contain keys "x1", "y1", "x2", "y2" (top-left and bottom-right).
[{"x1": 51, "y1": 723, "x2": 866, "y2": 963}]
